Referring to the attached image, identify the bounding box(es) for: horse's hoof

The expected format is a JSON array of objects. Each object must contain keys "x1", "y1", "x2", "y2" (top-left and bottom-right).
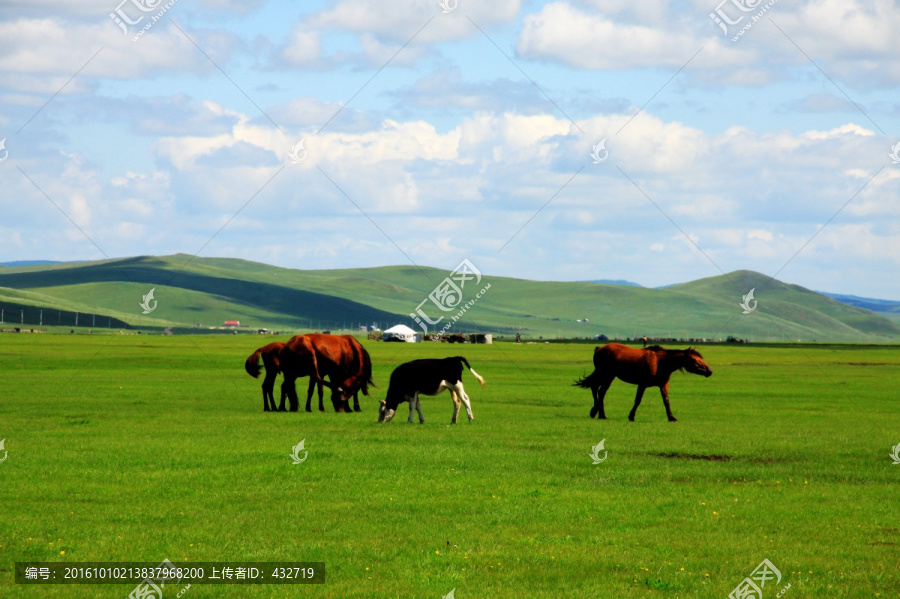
[
  {"x1": 598, "y1": 415, "x2": 607, "y2": 420},
  {"x1": 668, "y1": 417, "x2": 678, "y2": 422},
  {"x1": 628, "y1": 417, "x2": 635, "y2": 422},
  {"x1": 589, "y1": 408, "x2": 598, "y2": 418}
]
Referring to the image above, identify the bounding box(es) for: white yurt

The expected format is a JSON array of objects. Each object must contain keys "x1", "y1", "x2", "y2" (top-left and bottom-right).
[{"x1": 383, "y1": 324, "x2": 419, "y2": 342}]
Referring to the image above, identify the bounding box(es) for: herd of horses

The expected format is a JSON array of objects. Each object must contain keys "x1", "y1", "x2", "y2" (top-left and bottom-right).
[{"x1": 244, "y1": 335, "x2": 713, "y2": 423}]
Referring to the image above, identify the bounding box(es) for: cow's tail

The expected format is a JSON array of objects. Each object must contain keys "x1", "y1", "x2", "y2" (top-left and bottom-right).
[
  {"x1": 573, "y1": 370, "x2": 599, "y2": 389},
  {"x1": 245, "y1": 349, "x2": 263, "y2": 378},
  {"x1": 457, "y1": 356, "x2": 485, "y2": 388}
]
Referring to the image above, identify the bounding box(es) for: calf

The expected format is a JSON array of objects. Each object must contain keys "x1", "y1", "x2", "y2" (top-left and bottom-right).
[{"x1": 378, "y1": 356, "x2": 485, "y2": 424}]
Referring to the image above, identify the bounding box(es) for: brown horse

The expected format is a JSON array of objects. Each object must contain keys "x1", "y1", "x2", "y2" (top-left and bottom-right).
[
  {"x1": 279, "y1": 334, "x2": 373, "y2": 413},
  {"x1": 245, "y1": 342, "x2": 287, "y2": 412},
  {"x1": 574, "y1": 343, "x2": 712, "y2": 422},
  {"x1": 245, "y1": 342, "x2": 348, "y2": 412}
]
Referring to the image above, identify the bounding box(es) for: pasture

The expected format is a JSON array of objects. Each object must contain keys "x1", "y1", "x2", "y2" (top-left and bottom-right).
[{"x1": 1, "y1": 334, "x2": 898, "y2": 598}]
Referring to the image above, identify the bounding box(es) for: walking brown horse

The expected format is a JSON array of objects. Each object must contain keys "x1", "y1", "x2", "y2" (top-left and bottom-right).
[{"x1": 574, "y1": 343, "x2": 712, "y2": 421}]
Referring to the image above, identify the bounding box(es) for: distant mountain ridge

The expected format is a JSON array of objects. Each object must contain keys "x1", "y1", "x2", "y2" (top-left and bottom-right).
[
  {"x1": 819, "y1": 292, "x2": 900, "y2": 314},
  {"x1": 0, "y1": 256, "x2": 896, "y2": 341},
  {"x1": 580, "y1": 279, "x2": 643, "y2": 287},
  {"x1": 0, "y1": 260, "x2": 64, "y2": 267}
]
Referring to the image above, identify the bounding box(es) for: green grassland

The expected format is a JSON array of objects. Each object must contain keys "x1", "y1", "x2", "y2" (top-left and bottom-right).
[
  {"x1": 1, "y1": 335, "x2": 898, "y2": 598},
  {"x1": 1, "y1": 255, "x2": 898, "y2": 341}
]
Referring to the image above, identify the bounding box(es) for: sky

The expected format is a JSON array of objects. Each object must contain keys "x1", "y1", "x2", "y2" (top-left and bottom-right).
[{"x1": 0, "y1": 0, "x2": 898, "y2": 298}]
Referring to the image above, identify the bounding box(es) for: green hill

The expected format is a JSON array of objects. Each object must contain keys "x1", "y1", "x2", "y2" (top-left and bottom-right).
[{"x1": 0, "y1": 255, "x2": 897, "y2": 342}]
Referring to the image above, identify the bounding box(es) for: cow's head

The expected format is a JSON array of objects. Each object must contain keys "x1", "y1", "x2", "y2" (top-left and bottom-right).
[
  {"x1": 378, "y1": 400, "x2": 396, "y2": 423},
  {"x1": 683, "y1": 348, "x2": 712, "y2": 377}
]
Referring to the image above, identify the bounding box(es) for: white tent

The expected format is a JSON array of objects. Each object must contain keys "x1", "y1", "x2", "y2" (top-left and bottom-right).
[{"x1": 383, "y1": 324, "x2": 419, "y2": 342}]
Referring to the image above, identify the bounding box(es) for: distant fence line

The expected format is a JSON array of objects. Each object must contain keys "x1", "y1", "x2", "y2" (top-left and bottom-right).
[{"x1": 0, "y1": 302, "x2": 131, "y2": 329}]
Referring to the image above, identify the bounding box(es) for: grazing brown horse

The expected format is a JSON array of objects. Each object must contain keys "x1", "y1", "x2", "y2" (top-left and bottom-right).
[
  {"x1": 245, "y1": 342, "x2": 349, "y2": 412},
  {"x1": 574, "y1": 343, "x2": 712, "y2": 422},
  {"x1": 279, "y1": 334, "x2": 373, "y2": 413}
]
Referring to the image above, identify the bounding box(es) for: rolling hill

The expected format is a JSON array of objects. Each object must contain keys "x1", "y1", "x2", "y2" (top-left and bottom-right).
[{"x1": 0, "y1": 255, "x2": 897, "y2": 342}]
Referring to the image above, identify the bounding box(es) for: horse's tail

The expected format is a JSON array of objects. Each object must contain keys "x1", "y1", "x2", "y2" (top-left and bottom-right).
[
  {"x1": 573, "y1": 370, "x2": 599, "y2": 389},
  {"x1": 245, "y1": 349, "x2": 263, "y2": 378},
  {"x1": 360, "y1": 345, "x2": 374, "y2": 395},
  {"x1": 457, "y1": 356, "x2": 485, "y2": 388}
]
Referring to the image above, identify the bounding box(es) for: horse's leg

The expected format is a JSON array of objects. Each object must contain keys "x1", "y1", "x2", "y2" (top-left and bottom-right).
[
  {"x1": 353, "y1": 391, "x2": 361, "y2": 412},
  {"x1": 304, "y1": 378, "x2": 316, "y2": 412},
  {"x1": 263, "y1": 371, "x2": 277, "y2": 412},
  {"x1": 301, "y1": 377, "x2": 310, "y2": 412},
  {"x1": 288, "y1": 376, "x2": 300, "y2": 412},
  {"x1": 628, "y1": 385, "x2": 646, "y2": 422},
  {"x1": 280, "y1": 375, "x2": 296, "y2": 412},
  {"x1": 591, "y1": 376, "x2": 614, "y2": 419},
  {"x1": 660, "y1": 382, "x2": 677, "y2": 422},
  {"x1": 278, "y1": 380, "x2": 290, "y2": 412},
  {"x1": 317, "y1": 380, "x2": 326, "y2": 412}
]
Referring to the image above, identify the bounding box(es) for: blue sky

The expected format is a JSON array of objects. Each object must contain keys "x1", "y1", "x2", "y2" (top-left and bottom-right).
[{"x1": 1, "y1": 0, "x2": 899, "y2": 298}]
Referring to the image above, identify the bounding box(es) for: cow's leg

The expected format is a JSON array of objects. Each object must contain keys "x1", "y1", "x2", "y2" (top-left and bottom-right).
[
  {"x1": 450, "y1": 381, "x2": 474, "y2": 422},
  {"x1": 415, "y1": 394, "x2": 425, "y2": 424},
  {"x1": 590, "y1": 375, "x2": 614, "y2": 419},
  {"x1": 449, "y1": 390, "x2": 461, "y2": 424},
  {"x1": 628, "y1": 385, "x2": 646, "y2": 422},
  {"x1": 406, "y1": 396, "x2": 416, "y2": 424},
  {"x1": 660, "y1": 382, "x2": 677, "y2": 422}
]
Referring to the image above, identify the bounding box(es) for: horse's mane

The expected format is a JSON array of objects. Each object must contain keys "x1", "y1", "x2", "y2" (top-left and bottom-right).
[{"x1": 646, "y1": 345, "x2": 704, "y2": 359}]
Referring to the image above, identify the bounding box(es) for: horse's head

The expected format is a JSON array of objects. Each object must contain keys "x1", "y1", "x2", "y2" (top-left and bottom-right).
[{"x1": 683, "y1": 348, "x2": 712, "y2": 377}]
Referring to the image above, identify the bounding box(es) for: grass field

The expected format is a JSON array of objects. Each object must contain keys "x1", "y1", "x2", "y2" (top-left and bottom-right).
[{"x1": 1, "y1": 335, "x2": 899, "y2": 598}]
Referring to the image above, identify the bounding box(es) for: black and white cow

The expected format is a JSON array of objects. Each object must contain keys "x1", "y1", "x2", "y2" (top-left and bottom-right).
[{"x1": 378, "y1": 356, "x2": 485, "y2": 424}]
